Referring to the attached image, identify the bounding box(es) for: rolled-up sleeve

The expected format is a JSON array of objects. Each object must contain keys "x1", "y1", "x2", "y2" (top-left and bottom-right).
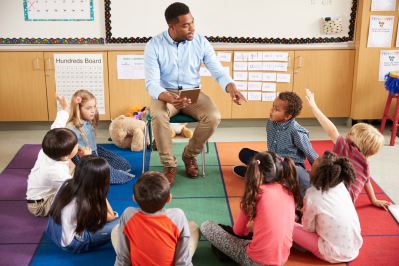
[
  {"x1": 202, "y1": 39, "x2": 234, "y2": 91},
  {"x1": 144, "y1": 40, "x2": 166, "y2": 100}
]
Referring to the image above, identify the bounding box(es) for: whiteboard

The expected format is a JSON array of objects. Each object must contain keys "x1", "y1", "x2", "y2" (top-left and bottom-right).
[
  {"x1": 0, "y1": 0, "x2": 105, "y2": 42},
  {"x1": 107, "y1": 0, "x2": 356, "y2": 43}
]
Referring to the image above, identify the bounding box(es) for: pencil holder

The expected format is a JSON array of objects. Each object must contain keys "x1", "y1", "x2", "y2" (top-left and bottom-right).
[{"x1": 322, "y1": 17, "x2": 343, "y2": 34}]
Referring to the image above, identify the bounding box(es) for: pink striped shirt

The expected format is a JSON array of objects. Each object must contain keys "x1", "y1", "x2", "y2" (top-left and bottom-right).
[
  {"x1": 333, "y1": 136, "x2": 369, "y2": 202},
  {"x1": 233, "y1": 183, "x2": 295, "y2": 265}
]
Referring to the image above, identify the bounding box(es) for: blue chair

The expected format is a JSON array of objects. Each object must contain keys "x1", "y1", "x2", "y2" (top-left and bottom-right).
[{"x1": 142, "y1": 113, "x2": 209, "y2": 176}]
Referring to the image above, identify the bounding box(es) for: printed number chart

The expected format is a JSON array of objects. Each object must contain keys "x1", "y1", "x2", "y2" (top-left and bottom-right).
[{"x1": 54, "y1": 54, "x2": 105, "y2": 114}]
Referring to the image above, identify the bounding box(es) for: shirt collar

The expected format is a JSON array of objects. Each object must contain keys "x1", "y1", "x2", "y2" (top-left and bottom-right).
[
  {"x1": 271, "y1": 118, "x2": 294, "y2": 129},
  {"x1": 163, "y1": 30, "x2": 187, "y2": 46}
]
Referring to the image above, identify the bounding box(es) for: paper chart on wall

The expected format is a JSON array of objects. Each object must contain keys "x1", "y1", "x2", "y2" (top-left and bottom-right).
[
  {"x1": 367, "y1": 16, "x2": 394, "y2": 48},
  {"x1": 24, "y1": 0, "x2": 94, "y2": 21},
  {"x1": 54, "y1": 54, "x2": 105, "y2": 114},
  {"x1": 379, "y1": 50, "x2": 399, "y2": 81},
  {"x1": 217, "y1": 52, "x2": 231, "y2": 62},
  {"x1": 117, "y1": 55, "x2": 145, "y2": 80},
  {"x1": 371, "y1": 0, "x2": 396, "y2": 11},
  {"x1": 201, "y1": 66, "x2": 230, "y2": 77},
  {"x1": 262, "y1": 92, "x2": 277, "y2": 102}
]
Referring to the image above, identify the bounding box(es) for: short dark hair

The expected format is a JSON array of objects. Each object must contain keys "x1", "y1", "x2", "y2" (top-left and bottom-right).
[
  {"x1": 42, "y1": 128, "x2": 77, "y2": 161},
  {"x1": 165, "y1": 2, "x2": 190, "y2": 24},
  {"x1": 278, "y1": 91, "x2": 303, "y2": 118},
  {"x1": 134, "y1": 171, "x2": 170, "y2": 213},
  {"x1": 311, "y1": 151, "x2": 356, "y2": 192}
]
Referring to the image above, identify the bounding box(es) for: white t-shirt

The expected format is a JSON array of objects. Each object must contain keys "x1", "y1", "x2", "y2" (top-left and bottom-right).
[
  {"x1": 61, "y1": 198, "x2": 78, "y2": 247},
  {"x1": 302, "y1": 182, "x2": 363, "y2": 263},
  {"x1": 26, "y1": 110, "x2": 71, "y2": 200}
]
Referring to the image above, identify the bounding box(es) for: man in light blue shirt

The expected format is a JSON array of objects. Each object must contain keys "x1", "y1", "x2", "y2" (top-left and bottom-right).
[{"x1": 145, "y1": 2, "x2": 245, "y2": 183}]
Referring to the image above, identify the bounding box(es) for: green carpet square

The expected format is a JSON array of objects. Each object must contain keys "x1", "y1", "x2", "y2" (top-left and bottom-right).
[
  {"x1": 166, "y1": 197, "x2": 232, "y2": 226},
  {"x1": 150, "y1": 165, "x2": 226, "y2": 198},
  {"x1": 149, "y1": 142, "x2": 219, "y2": 167}
]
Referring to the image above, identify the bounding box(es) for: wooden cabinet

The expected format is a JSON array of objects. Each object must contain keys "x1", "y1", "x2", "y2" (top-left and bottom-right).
[
  {"x1": 293, "y1": 50, "x2": 355, "y2": 118},
  {"x1": 231, "y1": 51, "x2": 294, "y2": 119},
  {"x1": 44, "y1": 51, "x2": 111, "y2": 121},
  {"x1": 201, "y1": 51, "x2": 233, "y2": 119},
  {"x1": 0, "y1": 49, "x2": 356, "y2": 122},
  {"x1": 0, "y1": 52, "x2": 48, "y2": 121},
  {"x1": 108, "y1": 51, "x2": 151, "y2": 119}
]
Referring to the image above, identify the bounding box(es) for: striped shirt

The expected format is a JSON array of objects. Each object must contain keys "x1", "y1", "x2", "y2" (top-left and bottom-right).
[
  {"x1": 267, "y1": 119, "x2": 318, "y2": 165},
  {"x1": 333, "y1": 136, "x2": 369, "y2": 202}
]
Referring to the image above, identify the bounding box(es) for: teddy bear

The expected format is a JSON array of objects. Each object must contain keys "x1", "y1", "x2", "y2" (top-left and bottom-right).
[{"x1": 109, "y1": 115, "x2": 146, "y2": 151}]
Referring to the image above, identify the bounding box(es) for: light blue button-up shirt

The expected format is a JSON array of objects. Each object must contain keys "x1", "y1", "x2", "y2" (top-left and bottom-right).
[{"x1": 144, "y1": 31, "x2": 234, "y2": 99}]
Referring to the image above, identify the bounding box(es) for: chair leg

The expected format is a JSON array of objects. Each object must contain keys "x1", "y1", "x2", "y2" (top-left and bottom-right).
[
  {"x1": 142, "y1": 121, "x2": 149, "y2": 174},
  {"x1": 201, "y1": 148, "x2": 206, "y2": 177}
]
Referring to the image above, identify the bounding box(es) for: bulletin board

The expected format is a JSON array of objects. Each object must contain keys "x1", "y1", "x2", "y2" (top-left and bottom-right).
[
  {"x1": 105, "y1": 0, "x2": 358, "y2": 44},
  {"x1": 0, "y1": 0, "x2": 105, "y2": 44}
]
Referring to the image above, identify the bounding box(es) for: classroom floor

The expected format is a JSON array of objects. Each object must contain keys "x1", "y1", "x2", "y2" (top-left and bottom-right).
[{"x1": 1, "y1": 119, "x2": 398, "y2": 203}]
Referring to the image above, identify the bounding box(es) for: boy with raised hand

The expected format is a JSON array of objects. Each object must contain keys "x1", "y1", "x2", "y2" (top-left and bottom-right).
[{"x1": 305, "y1": 88, "x2": 390, "y2": 209}]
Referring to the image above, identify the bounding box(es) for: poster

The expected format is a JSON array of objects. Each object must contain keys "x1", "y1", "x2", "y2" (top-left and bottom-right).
[
  {"x1": 54, "y1": 54, "x2": 105, "y2": 114},
  {"x1": 367, "y1": 16, "x2": 394, "y2": 48},
  {"x1": 379, "y1": 50, "x2": 399, "y2": 81},
  {"x1": 24, "y1": 0, "x2": 94, "y2": 21},
  {"x1": 371, "y1": 0, "x2": 396, "y2": 11},
  {"x1": 117, "y1": 55, "x2": 145, "y2": 80}
]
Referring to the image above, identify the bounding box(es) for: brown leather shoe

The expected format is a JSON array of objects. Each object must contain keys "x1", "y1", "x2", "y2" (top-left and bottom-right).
[
  {"x1": 163, "y1": 166, "x2": 176, "y2": 184},
  {"x1": 182, "y1": 155, "x2": 199, "y2": 178}
]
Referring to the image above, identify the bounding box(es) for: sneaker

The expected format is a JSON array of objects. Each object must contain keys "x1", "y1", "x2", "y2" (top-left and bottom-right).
[
  {"x1": 163, "y1": 166, "x2": 177, "y2": 184},
  {"x1": 182, "y1": 155, "x2": 199, "y2": 178},
  {"x1": 233, "y1": 165, "x2": 247, "y2": 178}
]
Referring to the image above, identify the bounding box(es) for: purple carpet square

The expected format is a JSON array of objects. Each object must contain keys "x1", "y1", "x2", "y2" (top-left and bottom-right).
[
  {"x1": 0, "y1": 169, "x2": 30, "y2": 200},
  {"x1": 0, "y1": 201, "x2": 46, "y2": 244},
  {"x1": 6, "y1": 144, "x2": 41, "y2": 169},
  {"x1": 0, "y1": 244, "x2": 39, "y2": 266}
]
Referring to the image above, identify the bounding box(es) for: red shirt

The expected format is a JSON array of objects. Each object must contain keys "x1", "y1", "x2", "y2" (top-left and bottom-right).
[{"x1": 333, "y1": 136, "x2": 370, "y2": 202}]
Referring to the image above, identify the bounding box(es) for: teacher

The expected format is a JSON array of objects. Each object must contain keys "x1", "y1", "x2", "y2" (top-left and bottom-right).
[{"x1": 144, "y1": 2, "x2": 245, "y2": 184}]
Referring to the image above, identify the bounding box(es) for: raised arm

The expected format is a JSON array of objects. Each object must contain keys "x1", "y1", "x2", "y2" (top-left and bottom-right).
[
  {"x1": 50, "y1": 95, "x2": 69, "y2": 129},
  {"x1": 305, "y1": 89, "x2": 339, "y2": 144}
]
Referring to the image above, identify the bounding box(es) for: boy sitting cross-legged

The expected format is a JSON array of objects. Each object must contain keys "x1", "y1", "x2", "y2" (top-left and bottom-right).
[{"x1": 111, "y1": 171, "x2": 200, "y2": 266}]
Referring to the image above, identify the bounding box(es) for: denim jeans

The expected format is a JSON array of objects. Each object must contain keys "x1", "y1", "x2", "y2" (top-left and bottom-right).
[{"x1": 46, "y1": 216, "x2": 120, "y2": 253}]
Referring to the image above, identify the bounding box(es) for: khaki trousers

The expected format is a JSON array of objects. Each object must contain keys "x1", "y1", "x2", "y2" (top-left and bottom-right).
[
  {"x1": 27, "y1": 193, "x2": 56, "y2": 217},
  {"x1": 150, "y1": 91, "x2": 221, "y2": 167}
]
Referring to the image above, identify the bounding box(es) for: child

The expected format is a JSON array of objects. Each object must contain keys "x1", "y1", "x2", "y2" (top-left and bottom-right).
[
  {"x1": 46, "y1": 156, "x2": 119, "y2": 253},
  {"x1": 111, "y1": 171, "x2": 200, "y2": 265},
  {"x1": 201, "y1": 151, "x2": 300, "y2": 266},
  {"x1": 234, "y1": 91, "x2": 317, "y2": 198},
  {"x1": 305, "y1": 89, "x2": 390, "y2": 209},
  {"x1": 26, "y1": 96, "x2": 78, "y2": 217},
  {"x1": 293, "y1": 151, "x2": 363, "y2": 263},
  {"x1": 67, "y1": 89, "x2": 133, "y2": 184}
]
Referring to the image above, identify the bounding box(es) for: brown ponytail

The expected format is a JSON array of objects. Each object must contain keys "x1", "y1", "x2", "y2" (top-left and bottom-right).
[{"x1": 311, "y1": 151, "x2": 356, "y2": 192}]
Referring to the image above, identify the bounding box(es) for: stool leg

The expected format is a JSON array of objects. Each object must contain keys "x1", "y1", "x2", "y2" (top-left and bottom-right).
[
  {"x1": 390, "y1": 97, "x2": 399, "y2": 146},
  {"x1": 380, "y1": 94, "x2": 393, "y2": 134}
]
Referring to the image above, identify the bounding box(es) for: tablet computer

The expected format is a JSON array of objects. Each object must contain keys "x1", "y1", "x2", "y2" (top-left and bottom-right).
[{"x1": 179, "y1": 88, "x2": 200, "y2": 103}]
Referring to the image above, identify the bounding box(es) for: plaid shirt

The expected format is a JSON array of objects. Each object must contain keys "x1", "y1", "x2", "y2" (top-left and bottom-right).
[{"x1": 267, "y1": 119, "x2": 318, "y2": 165}]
